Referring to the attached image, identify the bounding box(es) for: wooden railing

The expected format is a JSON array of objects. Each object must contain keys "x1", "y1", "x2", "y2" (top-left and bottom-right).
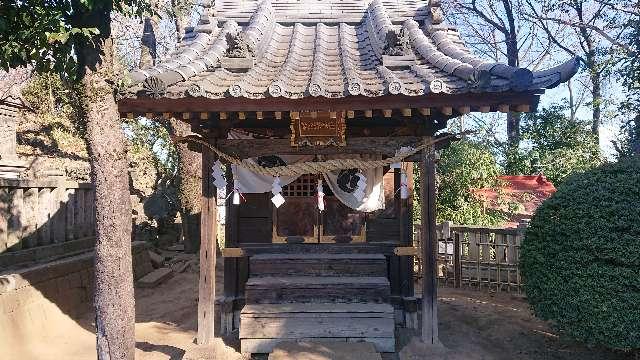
[
  {"x1": 0, "y1": 179, "x2": 96, "y2": 269},
  {"x1": 414, "y1": 220, "x2": 528, "y2": 293}
]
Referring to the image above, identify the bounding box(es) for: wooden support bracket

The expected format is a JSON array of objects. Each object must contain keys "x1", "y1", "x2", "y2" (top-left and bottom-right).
[
  {"x1": 394, "y1": 247, "x2": 419, "y2": 256},
  {"x1": 458, "y1": 106, "x2": 470, "y2": 114},
  {"x1": 418, "y1": 108, "x2": 431, "y2": 116},
  {"x1": 498, "y1": 104, "x2": 510, "y2": 113},
  {"x1": 222, "y1": 248, "x2": 246, "y2": 258}
]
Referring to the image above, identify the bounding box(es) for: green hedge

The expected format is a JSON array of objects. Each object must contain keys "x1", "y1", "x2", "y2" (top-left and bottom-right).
[{"x1": 521, "y1": 158, "x2": 640, "y2": 350}]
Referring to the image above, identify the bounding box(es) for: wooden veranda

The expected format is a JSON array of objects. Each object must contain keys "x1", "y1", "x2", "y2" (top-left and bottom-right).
[{"x1": 117, "y1": 0, "x2": 577, "y2": 354}]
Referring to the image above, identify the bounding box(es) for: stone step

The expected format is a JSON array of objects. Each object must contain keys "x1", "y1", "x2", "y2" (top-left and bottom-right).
[
  {"x1": 250, "y1": 253, "x2": 387, "y2": 277},
  {"x1": 268, "y1": 341, "x2": 383, "y2": 360},
  {"x1": 245, "y1": 276, "x2": 390, "y2": 304},
  {"x1": 240, "y1": 303, "x2": 395, "y2": 354}
]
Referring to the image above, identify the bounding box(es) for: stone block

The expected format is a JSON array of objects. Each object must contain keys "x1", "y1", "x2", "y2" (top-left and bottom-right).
[{"x1": 136, "y1": 267, "x2": 173, "y2": 288}]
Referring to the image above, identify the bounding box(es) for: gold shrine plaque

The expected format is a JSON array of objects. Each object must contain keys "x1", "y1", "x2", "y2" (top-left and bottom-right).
[{"x1": 290, "y1": 111, "x2": 346, "y2": 147}]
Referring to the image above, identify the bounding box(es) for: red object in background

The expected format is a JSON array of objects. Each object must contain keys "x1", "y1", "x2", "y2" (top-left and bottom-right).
[{"x1": 472, "y1": 174, "x2": 556, "y2": 227}]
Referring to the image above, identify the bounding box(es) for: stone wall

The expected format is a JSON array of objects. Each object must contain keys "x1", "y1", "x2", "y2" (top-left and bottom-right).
[{"x1": 0, "y1": 241, "x2": 153, "y2": 352}]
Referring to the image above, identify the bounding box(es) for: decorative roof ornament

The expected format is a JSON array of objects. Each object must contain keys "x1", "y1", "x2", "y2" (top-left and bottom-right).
[
  {"x1": 143, "y1": 76, "x2": 166, "y2": 98},
  {"x1": 225, "y1": 29, "x2": 255, "y2": 58},
  {"x1": 383, "y1": 28, "x2": 412, "y2": 57},
  {"x1": 429, "y1": 0, "x2": 444, "y2": 25},
  {"x1": 187, "y1": 83, "x2": 204, "y2": 97}
]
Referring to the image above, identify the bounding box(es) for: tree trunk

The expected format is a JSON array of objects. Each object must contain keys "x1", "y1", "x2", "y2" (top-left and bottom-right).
[
  {"x1": 169, "y1": 118, "x2": 202, "y2": 253},
  {"x1": 140, "y1": 17, "x2": 157, "y2": 68},
  {"x1": 82, "y1": 38, "x2": 135, "y2": 360},
  {"x1": 590, "y1": 69, "x2": 602, "y2": 139}
]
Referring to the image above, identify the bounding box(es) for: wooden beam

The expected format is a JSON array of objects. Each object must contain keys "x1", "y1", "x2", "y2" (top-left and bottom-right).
[
  {"x1": 394, "y1": 247, "x2": 418, "y2": 256},
  {"x1": 515, "y1": 104, "x2": 531, "y2": 112},
  {"x1": 498, "y1": 104, "x2": 510, "y2": 113},
  {"x1": 290, "y1": 111, "x2": 300, "y2": 120},
  {"x1": 383, "y1": 109, "x2": 393, "y2": 118},
  {"x1": 256, "y1": 111, "x2": 263, "y2": 120},
  {"x1": 364, "y1": 110, "x2": 373, "y2": 118},
  {"x1": 198, "y1": 140, "x2": 218, "y2": 345},
  {"x1": 217, "y1": 137, "x2": 424, "y2": 158},
  {"x1": 418, "y1": 108, "x2": 430, "y2": 116},
  {"x1": 440, "y1": 107, "x2": 453, "y2": 116},
  {"x1": 118, "y1": 91, "x2": 543, "y2": 114},
  {"x1": 238, "y1": 112, "x2": 246, "y2": 120},
  {"x1": 347, "y1": 110, "x2": 355, "y2": 119},
  {"x1": 222, "y1": 248, "x2": 246, "y2": 257},
  {"x1": 219, "y1": 112, "x2": 227, "y2": 120},
  {"x1": 200, "y1": 112, "x2": 209, "y2": 120},
  {"x1": 275, "y1": 111, "x2": 282, "y2": 120},
  {"x1": 420, "y1": 138, "x2": 440, "y2": 345},
  {"x1": 182, "y1": 112, "x2": 191, "y2": 120},
  {"x1": 145, "y1": 112, "x2": 154, "y2": 119},
  {"x1": 479, "y1": 106, "x2": 491, "y2": 113},
  {"x1": 458, "y1": 106, "x2": 470, "y2": 114},
  {"x1": 126, "y1": 112, "x2": 134, "y2": 119},
  {"x1": 401, "y1": 108, "x2": 412, "y2": 117}
]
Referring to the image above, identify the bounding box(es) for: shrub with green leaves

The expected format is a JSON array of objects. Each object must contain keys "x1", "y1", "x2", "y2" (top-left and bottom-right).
[
  {"x1": 432, "y1": 140, "x2": 506, "y2": 226},
  {"x1": 521, "y1": 158, "x2": 640, "y2": 350}
]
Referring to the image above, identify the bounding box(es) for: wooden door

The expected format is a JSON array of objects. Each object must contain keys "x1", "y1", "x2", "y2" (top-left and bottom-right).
[{"x1": 272, "y1": 174, "x2": 366, "y2": 243}]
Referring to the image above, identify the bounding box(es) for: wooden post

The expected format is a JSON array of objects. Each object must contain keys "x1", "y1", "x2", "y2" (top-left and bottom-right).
[
  {"x1": 453, "y1": 231, "x2": 462, "y2": 289},
  {"x1": 198, "y1": 140, "x2": 218, "y2": 345},
  {"x1": 396, "y1": 167, "x2": 413, "y2": 297},
  {"x1": 223, "y1": 165, "x2": 239, "y2": 334},
  {"x1": 420, "y1": 138, "x2": 440, "y2": 345}
]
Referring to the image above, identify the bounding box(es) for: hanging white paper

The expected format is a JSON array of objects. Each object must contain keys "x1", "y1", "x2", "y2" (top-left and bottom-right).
[
  {"x1": 212, "y1": 160, "x2": 227, "y2": 189},
  {"x1": 400, "y1": 172, "x2": 409, "y2": 199},
  {"x1": 232, "y1": 179, "x2": 241, "y2": 205},
  {"x1": 271, "y1": 193, "x2": 285, "y2": 208},
  {"x1": 317, "y1": 179, "x2": 325, "y2": 212}
]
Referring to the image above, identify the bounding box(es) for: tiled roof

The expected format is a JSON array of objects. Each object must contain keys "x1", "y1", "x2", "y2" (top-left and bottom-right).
[{"x1": 122, "y1": 0, "x2": 579, "y2": 101}]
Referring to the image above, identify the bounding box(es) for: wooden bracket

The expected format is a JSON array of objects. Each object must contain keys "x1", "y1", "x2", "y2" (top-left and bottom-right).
[
  {"x1": 222, "y1": 248, "x2": 246, "y2": 257},
  {"x1": 393, "y1": 247, "x2": 419, "y2": 256}
]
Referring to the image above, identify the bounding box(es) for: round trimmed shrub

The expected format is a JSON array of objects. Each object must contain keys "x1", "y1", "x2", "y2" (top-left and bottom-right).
[{"x1": 521, "y1": 158, "x2": 640, "y2": 350}]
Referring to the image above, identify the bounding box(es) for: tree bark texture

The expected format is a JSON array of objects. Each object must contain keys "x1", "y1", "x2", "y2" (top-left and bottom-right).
[
  {"x1": 140, "y1": 17, "x2": 157, "y2": 69},
  {"x1": 169, "y1": 117, "x2": 202, "y2": 253},
  {"x1": 82, "y1": 38, "x2": 135, "y2": 360}
]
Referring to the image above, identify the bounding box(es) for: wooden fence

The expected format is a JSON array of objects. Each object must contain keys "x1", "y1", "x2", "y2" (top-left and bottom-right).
[
  {"x1": 414, "y1": 221, "x2": 528, "y2": 293},
  {"x1": 0, "y1": 179, "x2": 96, "y2": 269}
]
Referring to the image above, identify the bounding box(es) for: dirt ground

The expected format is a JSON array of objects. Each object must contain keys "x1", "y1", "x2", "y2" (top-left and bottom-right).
[{"x1": 11, "y1": 262, "x2": 634, "y2": 360}]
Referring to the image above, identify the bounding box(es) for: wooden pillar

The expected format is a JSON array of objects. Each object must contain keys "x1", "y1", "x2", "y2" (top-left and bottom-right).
[
  {"x1": 420, "y1": 137, "x2": 440, "y2": 345},
  {"x1": 395, "y1": 167, "x2": 413, "y2": 297},
  {"x1": 223, "y1": 165, "x2": 239, "y2": 333},
  {"x1": 198, "y1": 140, "x2": 218, "y2": 345}
]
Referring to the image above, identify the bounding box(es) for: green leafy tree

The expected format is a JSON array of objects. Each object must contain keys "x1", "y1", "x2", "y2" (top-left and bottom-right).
[
  {"x1": 505, "y1": 104, "x2": 602, "y2": 186},
  {"x1": 615, "y1": 7, "x2": 640, "y2": 158},
  {"x1": 434, "y1": 140, "x2": 506, "y2": 225},
  {"x1": 1, "y1": 1, "x2": 152, "y2": 359},
  {"x1": 521, "y1": 158, "x2": 640, "y2": 350}
]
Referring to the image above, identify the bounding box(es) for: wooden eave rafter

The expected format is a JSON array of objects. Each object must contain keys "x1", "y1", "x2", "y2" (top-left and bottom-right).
[{"x1": 118, "y1": 91, "x2": 543, "y2": 118}]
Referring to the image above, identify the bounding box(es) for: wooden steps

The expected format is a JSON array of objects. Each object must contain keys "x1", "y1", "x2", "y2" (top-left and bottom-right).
[
  {"x1": 240, "y1": 252, "x2": 395, "y2": 354},
  {"x1": 245, "y1": 276, "x2": 390, "y2": 304},
  {"x1": 240, "y1": 303, "x2": 395, "y2": 354},
  {"x1": 250, "y1": 254, "x2": 387, "y2": 277}
]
